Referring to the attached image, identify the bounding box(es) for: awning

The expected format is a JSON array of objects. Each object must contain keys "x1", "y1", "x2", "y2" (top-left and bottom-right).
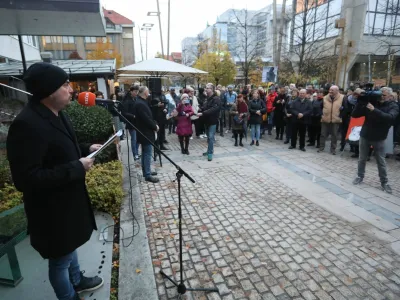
[
  {"x1": 117, "y1": 58, "x2": 208, "y2": 78},
  {"x1": 0, "y1": 0, "x2": 106, "y2": 36},
  {"x1": 0, "y1": 59, "x2": 116, "y2": 80}
]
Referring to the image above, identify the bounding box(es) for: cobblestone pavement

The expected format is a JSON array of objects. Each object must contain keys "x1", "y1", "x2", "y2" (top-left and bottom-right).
[{"x1": 137, "y1": 130, "x2": 400, "y2": 300}]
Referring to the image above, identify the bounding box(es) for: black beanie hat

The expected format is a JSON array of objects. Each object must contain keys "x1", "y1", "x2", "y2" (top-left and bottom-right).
[{"x1": 23, "y1": 62, "x2": 69, "y2": 102}]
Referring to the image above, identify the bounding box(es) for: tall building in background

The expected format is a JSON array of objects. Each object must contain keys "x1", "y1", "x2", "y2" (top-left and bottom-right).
[
  {"x1": 181, "y1": 6, "x2": 290, "y2": 67},
  {"x1": 0, "y1": 35, "x2": 41, "y2": 63},
  {"x1": 38, "y1": 8, "x2": 135, "y2": 67}
]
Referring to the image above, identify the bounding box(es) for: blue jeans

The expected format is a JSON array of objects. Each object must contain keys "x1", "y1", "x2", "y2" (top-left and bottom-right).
[
  {"x1": 129, "y1": 129, "x2": 140, "y2": 157},
  {"x1": 141, "y1": 143, "x2": 153, "y2": 178},
  {"x1": 49, "y1": 250, "x2": 81, "y2": 300},
  {"x1": 207, "y1": 125, "x2": 217, "y2": 154},
  {"x1": 251, "y1": 124, "x2": 261, "y2": 141}
]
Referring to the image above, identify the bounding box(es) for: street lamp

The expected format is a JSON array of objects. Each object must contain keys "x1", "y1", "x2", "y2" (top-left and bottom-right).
[
  {"x1": 141, "y1": 27, "x2": 152, "y2": 60},
  {"x1": 148, "y1": 1, "x2": 164, "y2": 58}
]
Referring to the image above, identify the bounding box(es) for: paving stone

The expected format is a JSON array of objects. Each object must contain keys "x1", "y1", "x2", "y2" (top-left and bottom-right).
[{"x1": 140, "y1": 136, "x2": 400, "y2": 300}]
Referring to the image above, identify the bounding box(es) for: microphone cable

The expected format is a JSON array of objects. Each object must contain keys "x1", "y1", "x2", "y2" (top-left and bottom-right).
[{"x1": 100, "y1": 127, "x2": 141, "y2": 248}]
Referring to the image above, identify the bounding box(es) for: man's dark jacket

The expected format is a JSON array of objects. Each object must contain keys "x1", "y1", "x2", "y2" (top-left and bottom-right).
[
  {"x1": 133, "y1": 96, "x2": 158, "y2": 144},
  {"x1": 6, "y1": 102, "x2": 96, "y2": 259},
  {"x1": 201, "y1": 95, "x2": 221, "y2": 126},
  {"x1": 122, "y1": 93, "x2": 136, "y2": 130},
  {"x1": 289, "y1": 98, "x2": 313, "y2": 124},
  {"x1": 352, "y1": 100, "x2": 399, "y2": 141}
]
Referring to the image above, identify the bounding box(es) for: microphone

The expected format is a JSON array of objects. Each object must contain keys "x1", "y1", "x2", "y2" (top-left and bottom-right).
[{"x1": 77, "y1": 92, "x2": 120, "y2": 107}]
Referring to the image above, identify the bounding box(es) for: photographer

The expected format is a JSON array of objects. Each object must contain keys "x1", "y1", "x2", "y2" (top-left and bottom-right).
[{"x1": 352, "y1": 86, "x2": 399, "y2": 194}]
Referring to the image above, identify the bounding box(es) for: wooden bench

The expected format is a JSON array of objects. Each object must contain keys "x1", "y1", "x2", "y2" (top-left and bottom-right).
[{"x1": 0, "y1": 204, "x2": 26, "y2": 287}]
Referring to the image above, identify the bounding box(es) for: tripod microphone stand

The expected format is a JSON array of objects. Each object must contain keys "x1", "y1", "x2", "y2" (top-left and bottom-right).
[{"x1": 111, "y1": 104, "x2": 219, "y2": 296}]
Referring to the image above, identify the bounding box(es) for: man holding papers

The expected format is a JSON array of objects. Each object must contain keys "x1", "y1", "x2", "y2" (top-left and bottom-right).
[{"x1": 7, "y1": 62, "x2": 104, "y2": 300}]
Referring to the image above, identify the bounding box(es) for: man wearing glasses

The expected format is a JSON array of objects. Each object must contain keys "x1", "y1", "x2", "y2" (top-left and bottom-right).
[{"x1": 352, "y1": 87, "x2": 399, "y2": 194}]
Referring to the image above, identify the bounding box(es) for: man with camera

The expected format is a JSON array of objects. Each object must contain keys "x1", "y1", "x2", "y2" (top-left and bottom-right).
[{"x1": 352, "y1": 86, "x2": 399, "y2": 194}]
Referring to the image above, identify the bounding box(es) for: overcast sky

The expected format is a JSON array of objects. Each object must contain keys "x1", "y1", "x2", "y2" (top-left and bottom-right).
[{"x1": 101, "y1": 0, "x2": 276, "y2": 62}]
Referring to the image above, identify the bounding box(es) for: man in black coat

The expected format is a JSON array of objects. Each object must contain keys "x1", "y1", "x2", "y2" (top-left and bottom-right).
[
  {"x1": 197, "y1": 83, "x2": 221, "y2": 161},
  {"x1": 133, "y1": 86, "x2": 160, "y2": 183},
  {"x1": 352, "y1": 87, "x2": 399, "y2": 194},
  {"x1": 289, "y1": 89, "x2": 313, "y2": 151},
  {"x1": 122, "y1": 85, "x2": 140, "y2": 160},
  {"x1": 6, "y1": 63, "x2": 103, "y2": 300}
]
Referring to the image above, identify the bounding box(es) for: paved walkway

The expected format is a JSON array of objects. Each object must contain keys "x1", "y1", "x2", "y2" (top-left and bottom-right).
[{"x1": 133, "y1": 131, "x2": 400, "y2": 300}]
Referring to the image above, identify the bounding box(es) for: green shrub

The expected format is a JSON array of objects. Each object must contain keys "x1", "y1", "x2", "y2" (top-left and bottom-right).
[
  {"x1": 66, "y1": 102, "x2": 117, "y2": 163},
  {"x1": 86, "y1": 160, "x2": 124, "y2": 217},
  {"x1": 0, "y1": 183, "x2": 23, "y2": 213},
  {"x1": 0, "y1": 157, "x2": 12, "y2": 189},
  {"x1": 0, "y1": 161, "x2": 124, "y2": 217}
]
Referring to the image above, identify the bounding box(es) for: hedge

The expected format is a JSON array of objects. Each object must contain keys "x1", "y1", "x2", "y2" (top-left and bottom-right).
[{"x1": 0, "y1": 160, "x2": 124, "y2": 217}]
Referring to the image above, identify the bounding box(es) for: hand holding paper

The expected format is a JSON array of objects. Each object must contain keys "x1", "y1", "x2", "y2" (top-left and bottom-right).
[{"x1": 86, "y1": 130, "x2": 123, "y2": 159}]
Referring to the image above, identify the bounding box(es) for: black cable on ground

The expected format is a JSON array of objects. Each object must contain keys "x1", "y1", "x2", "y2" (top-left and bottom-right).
[{"x1": 101, "y1": 133, "x2": 141, "y2": 247}]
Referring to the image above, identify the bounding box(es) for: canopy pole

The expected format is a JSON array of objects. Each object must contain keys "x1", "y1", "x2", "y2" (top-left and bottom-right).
[{"x1": 18, "y1": 35, "x2": 27, "y2": 73}]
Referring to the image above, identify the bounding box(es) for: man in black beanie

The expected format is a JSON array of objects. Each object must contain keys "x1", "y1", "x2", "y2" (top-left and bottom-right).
[{"x1": 7, "y1": 62, "x2": 104, "y2": 300}]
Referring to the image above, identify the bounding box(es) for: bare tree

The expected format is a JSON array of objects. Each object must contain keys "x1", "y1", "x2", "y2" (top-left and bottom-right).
[
  {"x1": 231, "y1": 9, "x2": 263, "y2": 85},
  {"x1": 286, "y1": 0, "x2": 337, "y2": 79},
  {"x1": 276, "y1": 0, "x2": 288, "y2": 69}
]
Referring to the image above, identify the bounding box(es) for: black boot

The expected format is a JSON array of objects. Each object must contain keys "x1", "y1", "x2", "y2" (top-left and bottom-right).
[
  {"x1": 275, "y1": 135, "x2": 279, "y2": 140},
  {"x1": 179, "y1": 137, "x2": 184, "y2": 154},
  {"x1": 234, "y1": 138, "x2": 238, "y2": 146},
  {"x1": 184, "y1": 137, "x2": 190, "y2": 155}
]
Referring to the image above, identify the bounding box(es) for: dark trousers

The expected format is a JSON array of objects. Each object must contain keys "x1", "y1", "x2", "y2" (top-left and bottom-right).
[
  {"x1": 275, "y1": 125, "x2": 285, "y2": 138},
  {"x1": 168, "y1": 119, "x2": 176, "y2": 133},
  {"x1": 158, "y1": 122, "x2": 166, "y2": 143},
  {"x1": 309, "y1": 117, "x2": 321, "y2": 146},
  {"x1": 341, "y1": 120, "x2": 350, "y2": 147},
  {"x1": 285, "y1": 121, "x2": 292, "y2": 142},
  {"x1": 195, "y1": 119, "x2": 204, "y2": 136},
  {"x1": 291, "y1": 122, "x2": 307, "y2": 149}
]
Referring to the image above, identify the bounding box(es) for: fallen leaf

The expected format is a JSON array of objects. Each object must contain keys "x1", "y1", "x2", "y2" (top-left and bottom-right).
[
  {"x1": 346, "y1": 277, "x2": 353, "y2": 284},
  {"x1": 153, "y1": 260, "x2": 161, "y2": 266},
  {"x1": 186, "y1": 244, "x2": 190, "y2": 249},
  {"x1": 318, "y1": 264, "x2": 326, "y2": 270},
  {"x1": 136, "y1": 269, "x2": 141, "y2": 274},
  {"x1": 225, "y1": 236, "x2": 231, "y2": 241},
  {"x1": 158, "y1": 254, "x2": 164, "y2": 259},
  {"x1": 170, "y1": 233, "x2": 175, "y2": 239}
]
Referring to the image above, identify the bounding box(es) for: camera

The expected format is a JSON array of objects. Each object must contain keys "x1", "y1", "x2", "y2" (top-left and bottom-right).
[{"x1": 358, "y1": 83, "x2": 382, "y2": 106}]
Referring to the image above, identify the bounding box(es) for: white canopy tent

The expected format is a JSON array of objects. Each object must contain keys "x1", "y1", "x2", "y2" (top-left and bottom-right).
[{"x1": 117, "y1": 58, "x2": 207, "y2": 78}]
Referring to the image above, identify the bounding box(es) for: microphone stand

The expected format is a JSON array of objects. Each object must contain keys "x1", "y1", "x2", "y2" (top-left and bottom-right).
[{"x1": 110, "y1": 104, "x2": 219, "y2": 297}]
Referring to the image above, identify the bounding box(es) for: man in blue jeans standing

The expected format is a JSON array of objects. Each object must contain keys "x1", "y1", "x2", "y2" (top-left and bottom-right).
[
  {"x1": 133, "y1": 86, "x2": 160, "y2": 183},
  {"x1": 197, "y1": 83, "x2": 221, "y2": 161},
  {"x1": 7, "y1": 62, "x2": 103, "y2": 300}
]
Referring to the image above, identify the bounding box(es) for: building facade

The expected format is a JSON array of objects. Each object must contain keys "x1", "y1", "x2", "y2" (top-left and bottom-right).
[
  {"x1": 0, "y1": 35, "x2": 41, "y2": 63},
  {"x1": 289, "y1": 0, "x2": 400, "y2": 88},
  {"x1": 38, "y1": 8, "x2": 135, "y2": 67}
]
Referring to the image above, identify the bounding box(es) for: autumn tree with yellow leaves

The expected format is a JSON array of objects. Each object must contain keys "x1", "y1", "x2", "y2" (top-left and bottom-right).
[
  {"x1": 193, "y1": 42, "x2": 237, "y2": 86},
  {"x1": 86, "y1": 38, "x2": 123, "y2": 68}
]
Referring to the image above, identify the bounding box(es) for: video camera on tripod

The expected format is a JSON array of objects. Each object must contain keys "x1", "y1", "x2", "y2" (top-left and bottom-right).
[{"x1": 358, "y1": 83, "x2": 382, "y2": 107}]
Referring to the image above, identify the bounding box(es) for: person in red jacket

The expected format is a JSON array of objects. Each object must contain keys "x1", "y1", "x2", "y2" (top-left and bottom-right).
[{"x1": 265, "y1": 87, "x2": 277, "y2": 135}]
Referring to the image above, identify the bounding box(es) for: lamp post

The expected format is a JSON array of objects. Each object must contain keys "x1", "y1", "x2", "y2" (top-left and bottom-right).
[
  {"x1": 141, "y1": 27, "x2": 152, "y2": 60},
  {"x1": 148, "y1": 6, "x2": 164, "y2": 58}
]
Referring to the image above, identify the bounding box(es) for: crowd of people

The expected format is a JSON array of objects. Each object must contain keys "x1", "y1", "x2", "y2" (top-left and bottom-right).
[{"x1": 118, "y1": 81, "x2": 399, "y2": 193}]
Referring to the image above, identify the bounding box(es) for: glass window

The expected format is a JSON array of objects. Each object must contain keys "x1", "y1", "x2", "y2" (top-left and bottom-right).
[
  {"x1": 368, "y1": 0, "x2": 378, "y2": 11},
  {"x1": 376, "y1": 0, "x2": 387, "y2": 12},
  {"x1": 326, "y1": 17, "x2": 339, "y2": 38},
  {"x1": 294, "y1": 27, "x2": 303, "y2": 45},
  {"x1": 306, "y1": 7, "x2": 316, "y2": 25},
  {"x1": 62, "y1": 36, "x2": 75, "y2": 43},
  {"x1": 328, "y1": 0, "x2": 342, "y2": 17},
  {"x1": 44, "y1": 36, "x2": 51, "y2": 43},
  {"x1": 85, "y1": 37, "x2": 96, "y2": 43},
  {"x1": 364, "y1": 12, "x2": 375, "y2": 34},
  {"x1": 394, "y1": 15, "x2": 400, "y2": 35},
  {"x1": 384, "y1": 14, "x2": 395, "y2": 35},
  {"x1": 373, "y1": 13, "x2": 385, "y2": 34},
  {"x1": 32, "y1": 36, "x2": 37, "y2": 47},
  {"x1": 314, "y1": 19, "x2": 327, "y2": 40}
]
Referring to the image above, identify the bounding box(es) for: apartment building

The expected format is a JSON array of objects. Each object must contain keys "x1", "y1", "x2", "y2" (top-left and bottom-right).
[
  {"x1": 0, "y1": 35, "x2": 41, "y2": 63},
  {"x1": 38, "y1": 8, "x2": 135, "y2": 67}
]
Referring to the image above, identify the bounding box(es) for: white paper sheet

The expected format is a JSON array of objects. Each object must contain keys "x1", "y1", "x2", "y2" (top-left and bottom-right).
[{"x1": 87, "y1": 130, "x2": 123, "y2": 159}]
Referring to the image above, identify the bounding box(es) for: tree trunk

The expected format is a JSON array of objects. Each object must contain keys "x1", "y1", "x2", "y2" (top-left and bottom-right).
[
  {"x1": 277, "y1": 0, "x2": 287, "y2": 71},
  {"x1": 289, "y1": 0, "x2": 297, "y2": 56},
  {"x1": 272, "y1": 0, "x2": 278, "y2": 66}
]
